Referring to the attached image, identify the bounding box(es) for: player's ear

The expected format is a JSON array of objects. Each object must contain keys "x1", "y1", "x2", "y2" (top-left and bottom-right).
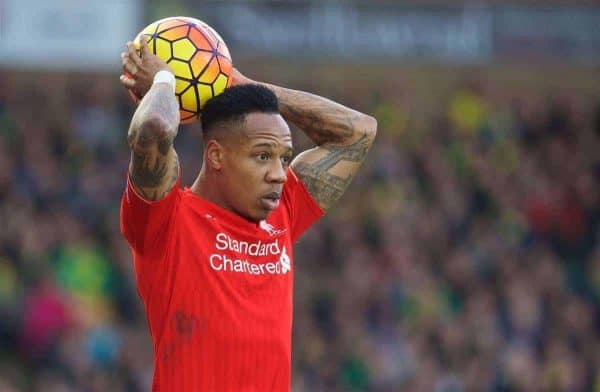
[{"x1": 205, "y1": 140, "x2": 223, "y2": 170}]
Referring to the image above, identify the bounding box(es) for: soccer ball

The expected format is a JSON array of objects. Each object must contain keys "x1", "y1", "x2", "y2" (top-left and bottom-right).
[{"x1": 133, "y1": 17, "x2": 233, "y2": 124}]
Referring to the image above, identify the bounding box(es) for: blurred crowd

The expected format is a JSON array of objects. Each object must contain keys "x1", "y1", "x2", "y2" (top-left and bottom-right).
[{"x1": 0, "y1": 64, "x2": 598, "y2": 392}]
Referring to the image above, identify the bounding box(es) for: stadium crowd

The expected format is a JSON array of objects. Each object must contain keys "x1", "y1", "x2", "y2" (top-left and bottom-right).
[{"x1": 0, "y1": 65, "x2": 598, "y2": 391}]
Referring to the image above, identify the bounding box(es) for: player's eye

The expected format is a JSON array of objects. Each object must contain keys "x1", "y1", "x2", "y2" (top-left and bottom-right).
[
  {"x1": 281, "y1": 155, "x2": 292, "y2": 165},
  {"x1": 257, "y1": 152, "x2": 270, "y2": 161}
]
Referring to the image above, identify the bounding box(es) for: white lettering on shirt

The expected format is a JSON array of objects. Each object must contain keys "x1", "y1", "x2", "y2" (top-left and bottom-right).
[
  {"x1": 209, "y1": 233, "x2": 290, "y2": 275},
  {"x1": 215, "y1": 233, "x2": 281, "y2": 256}
]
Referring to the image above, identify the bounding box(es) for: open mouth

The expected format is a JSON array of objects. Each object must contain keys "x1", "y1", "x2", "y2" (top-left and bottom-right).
[{"x1": 261, "y1": 192, "x2": 281, "y2": 210}]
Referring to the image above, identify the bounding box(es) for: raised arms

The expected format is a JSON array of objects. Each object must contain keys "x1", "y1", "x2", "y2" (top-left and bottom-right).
[
  {"x1": 232, "y1": 70, "x2": 377, "y2": 211},
  {"x1": 120, "y1": 39, "x2": 180, "y2": 201}
]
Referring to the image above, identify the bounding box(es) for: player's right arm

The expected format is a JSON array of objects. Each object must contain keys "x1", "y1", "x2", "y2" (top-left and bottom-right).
[{"x1": 120, "y1": 38, "x2": 180, "y2": 201}]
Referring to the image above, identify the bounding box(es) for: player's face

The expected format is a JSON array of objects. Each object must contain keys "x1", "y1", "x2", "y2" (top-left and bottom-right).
[{"x1": 220, "y1": 112, "x2": 293, "y2": 222}]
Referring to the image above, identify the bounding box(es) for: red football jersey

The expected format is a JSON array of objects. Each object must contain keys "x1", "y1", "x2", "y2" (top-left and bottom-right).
[{"x1": 120, "y1": 169, "x2": 323, "y2": 391}]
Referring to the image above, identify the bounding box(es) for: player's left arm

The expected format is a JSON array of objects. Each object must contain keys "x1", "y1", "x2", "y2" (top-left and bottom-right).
[{"x1": 282, "y1": 90, "x2": 376, "y2": 211}]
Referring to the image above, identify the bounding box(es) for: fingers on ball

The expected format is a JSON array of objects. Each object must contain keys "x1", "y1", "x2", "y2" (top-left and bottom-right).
[
  {"x1": 121, "y1": 60, "x2": 138, "y2": 76},
  {"x1": 121, "y1": 51, "x2": 138, "y2": 75},
  {"x1": 139, "y1": 36, "x2": 150, "y2": 55},
  {"x1": 126, "y1": 41, "x2": 142, "y2": 66},
  {"x1": 119, "y1": 75, "x2": 135, "y2": 88}
]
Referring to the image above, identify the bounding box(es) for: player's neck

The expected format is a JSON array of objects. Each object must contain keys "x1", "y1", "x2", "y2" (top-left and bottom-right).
[{"x1": 190, "y1": 168, "x2": 227, "y2": 209}]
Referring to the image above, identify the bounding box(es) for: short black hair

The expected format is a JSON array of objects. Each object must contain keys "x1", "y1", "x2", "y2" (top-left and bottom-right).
[{"x1": 201, "y1": 84, "x2": 279, "y2": 133}]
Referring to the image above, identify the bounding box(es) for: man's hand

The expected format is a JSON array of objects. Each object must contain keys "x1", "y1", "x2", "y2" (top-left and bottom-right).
[
  {"x1": 120, "y1": 37, "x2": 172, "y2": 99},
  {"x1": 230, "y1": 68, "x2": 254, "y2": 87}
]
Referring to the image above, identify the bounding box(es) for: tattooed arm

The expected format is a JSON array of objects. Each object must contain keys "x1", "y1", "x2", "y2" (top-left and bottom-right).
[
  {"x1": 127, "y1": 84, "x2": 179, "y2": 201},
  {"x1": 283, "y1": 90, "x2": 376, "y2": 211},
  {"x1": 120, "y1": 38, "x2": 180, "y2": 201},
  {"x1": 232, "y1": 69, "x2": 377, "y2": 211}
]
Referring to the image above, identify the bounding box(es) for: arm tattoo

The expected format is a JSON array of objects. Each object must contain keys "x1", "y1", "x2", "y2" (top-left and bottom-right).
[
  {"x1": 131, "y1": 150, "x2": 168, "y2": 188},
  {"x1": 265, "y1": 84, "x2": 376, "y2": 210},
  {"x1": 127, "y1": 83, "x2": 180, "y2": 201},
  {"x1": 276, "y1": 89, "x2": 358, "y2": 145},
  {"x1": 131, "y1": 151, "x2": 179, "y2": 200},
  {"x1": 130, "y1": 136, "x2": 173, "y2": 188},
  {"x1": 127, "y1": 87, "x2": 178, "y2": 147},
  {"x1": 162, "y1": 153, "x2": 180, "y2": 197},
  {"x1": 142, "y1": 85, "x2": 180, "y2": 132},
  {"x1": 293, "y1": 133, "x2": 372, "y2": 210}
]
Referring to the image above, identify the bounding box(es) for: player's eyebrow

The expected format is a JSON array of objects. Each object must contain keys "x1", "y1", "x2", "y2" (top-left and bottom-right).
[
  {"x1": 252, "y1": 142, "x2": 277, "y2": 148},
  {"x1": 251, "y1": 143, "x2": 294, "y2": 155}
]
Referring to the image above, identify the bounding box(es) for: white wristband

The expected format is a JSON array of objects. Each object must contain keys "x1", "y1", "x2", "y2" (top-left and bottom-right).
[{"x1": 153, "y1": 70, "x2": 176, "y2": 94}]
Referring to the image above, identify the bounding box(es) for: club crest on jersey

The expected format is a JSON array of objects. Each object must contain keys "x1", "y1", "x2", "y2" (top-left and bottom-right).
[
  {"x1": 279, "y1": 246, "x2": 290, "y2": 273},
  {"x1": 259, "y1": 220, "x2": 287, "y2": 236}
]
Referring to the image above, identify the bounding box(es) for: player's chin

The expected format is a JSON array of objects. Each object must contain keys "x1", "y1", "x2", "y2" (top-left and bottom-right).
[
  {"x1": 251, "y1": 208, "x2": 271, "y2": 222},
  {"x1": 249, "y1": 204, "x2": 274, "y2": 222}
]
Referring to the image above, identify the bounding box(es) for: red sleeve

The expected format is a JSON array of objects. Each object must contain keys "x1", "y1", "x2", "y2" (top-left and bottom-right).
[
  {"x1": 282, "y1": 168, "x2": 324, "y2": 243},
  {"x1": 119, "y1": 174, "x2": 181, "y2": 260}
]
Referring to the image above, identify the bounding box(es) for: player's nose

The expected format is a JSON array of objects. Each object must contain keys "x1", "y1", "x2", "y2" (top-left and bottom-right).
[{"x1": 266, "y1": 160, "x2": 287, "y2": 184}]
